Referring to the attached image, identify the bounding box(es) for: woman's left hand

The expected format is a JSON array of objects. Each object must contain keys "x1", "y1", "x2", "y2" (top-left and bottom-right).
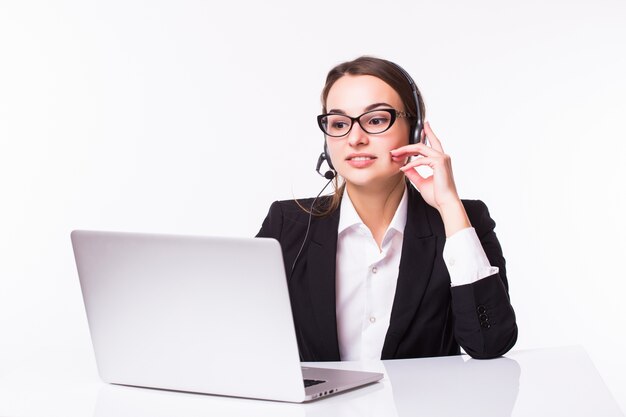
[{"x1": 390, "y1": 121, "x2": 461, "y2": 213}]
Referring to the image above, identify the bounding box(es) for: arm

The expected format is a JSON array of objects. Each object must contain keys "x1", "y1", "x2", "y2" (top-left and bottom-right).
[
  {"x1": 449, "y1": 200, "x2": 517, "y2": 359},
  {"x1": 392, "y1": 122, "x2": 517, "y2": 358}
]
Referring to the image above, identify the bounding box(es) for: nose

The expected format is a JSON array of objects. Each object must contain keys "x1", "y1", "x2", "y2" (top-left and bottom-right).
[{"x1": 346, "y1": 121, "x2": 369, "y2": 147}]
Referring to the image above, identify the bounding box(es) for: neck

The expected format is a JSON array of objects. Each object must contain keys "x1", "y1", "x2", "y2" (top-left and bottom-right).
[{"x1": 345, "y1": 175, "x2": 406, "y2": 249}]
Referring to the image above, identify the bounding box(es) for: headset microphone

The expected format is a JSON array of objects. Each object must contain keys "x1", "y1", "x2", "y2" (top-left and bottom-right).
[{"x1": 315, "y1": 152, "x2": 336, "y2": 180}]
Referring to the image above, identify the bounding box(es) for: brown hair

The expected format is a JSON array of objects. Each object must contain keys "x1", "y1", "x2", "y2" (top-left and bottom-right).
[{"x1": 301, "y1": 56, "x2": 426, "y2": 216}]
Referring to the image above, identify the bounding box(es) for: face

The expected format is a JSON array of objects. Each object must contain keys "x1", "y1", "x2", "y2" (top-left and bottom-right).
[{"x1": 324, "y1": 75, "x2": 410, "y2": 191}]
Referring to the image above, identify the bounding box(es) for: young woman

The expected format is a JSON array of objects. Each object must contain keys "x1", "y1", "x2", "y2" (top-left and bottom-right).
[{"x1": 257, "y1": 56, "x2": 517, "y2": 361}]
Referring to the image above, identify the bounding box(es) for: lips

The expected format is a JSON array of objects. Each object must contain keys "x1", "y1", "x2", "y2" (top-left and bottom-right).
[
  {"x1": 345, "y1": 153, "x2": 377, "y2": 168},
  {"x1": 346, "y1": 154, "x2": 377, "y2": 161}
]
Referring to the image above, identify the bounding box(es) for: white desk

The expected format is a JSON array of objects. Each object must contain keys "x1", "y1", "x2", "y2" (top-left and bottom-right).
[{"x1": 0, "y1": 346, "x2": 622, "y2": 417}]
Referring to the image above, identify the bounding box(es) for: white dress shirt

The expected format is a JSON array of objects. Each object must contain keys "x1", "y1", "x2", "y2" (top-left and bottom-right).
[{"x1": 335, "y1": 186, "x2": 499, "y2": 361}]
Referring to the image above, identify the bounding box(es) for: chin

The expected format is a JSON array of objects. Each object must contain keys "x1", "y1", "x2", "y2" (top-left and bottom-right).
[{"x1": 341, "y1": 170, "x2": 404, "y2": 189}]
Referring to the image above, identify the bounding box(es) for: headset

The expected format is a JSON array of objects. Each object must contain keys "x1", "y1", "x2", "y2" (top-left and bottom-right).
[{"x1": 315, "y1": 61, "x2": 424, "y2": 180}]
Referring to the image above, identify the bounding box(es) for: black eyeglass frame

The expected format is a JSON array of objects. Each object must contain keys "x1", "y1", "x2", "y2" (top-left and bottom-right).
[{"x1": 316, "y1": 108, "x2": 413, "y2": 138}]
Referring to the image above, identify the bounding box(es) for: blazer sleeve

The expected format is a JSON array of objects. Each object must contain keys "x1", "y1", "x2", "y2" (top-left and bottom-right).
[{"x1": 450, "y1": 200, "x2": 518, "y2": 359}]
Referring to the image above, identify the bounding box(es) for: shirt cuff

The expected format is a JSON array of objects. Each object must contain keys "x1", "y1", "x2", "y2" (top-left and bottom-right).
[{"x1": 443, "y1": 227, "x2": 499, "y2": 287}]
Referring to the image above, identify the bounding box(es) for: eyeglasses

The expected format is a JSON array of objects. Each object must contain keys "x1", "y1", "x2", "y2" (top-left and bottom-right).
[{"x1": 316, "y1": 108, "x2": 412, "y2": 138}]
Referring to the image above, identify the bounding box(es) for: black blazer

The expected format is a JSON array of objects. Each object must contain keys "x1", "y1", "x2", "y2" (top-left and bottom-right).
[{"x1": 256, "y1": 185, "x2": 517, "y2": 360}]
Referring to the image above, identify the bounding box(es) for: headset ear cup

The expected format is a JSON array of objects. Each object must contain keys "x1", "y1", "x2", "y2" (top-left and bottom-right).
[
  {"x1": 417, "y1": 121, "x2": 424, "y2": 144},
  {"x1": 414, "y1": 123, "x2": 422, "y2": 145},
  {"x1": 411, "y1": 116, "x2": 424, "y2": 145}
]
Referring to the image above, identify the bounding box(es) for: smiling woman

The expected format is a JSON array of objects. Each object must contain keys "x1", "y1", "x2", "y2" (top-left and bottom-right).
[{"x1": 256, "y1": 56, "x2": 517, "y2": 361}]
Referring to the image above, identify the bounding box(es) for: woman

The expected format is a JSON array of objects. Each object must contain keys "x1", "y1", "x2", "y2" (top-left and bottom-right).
[{"x1": 257, "y1": 56, "x2": 517, "y2": 361}]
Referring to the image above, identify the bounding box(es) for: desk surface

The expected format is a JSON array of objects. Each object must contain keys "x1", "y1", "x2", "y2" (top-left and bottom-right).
[{"x1": 0, "y1": 345, "x2": 622, "y2": 417}]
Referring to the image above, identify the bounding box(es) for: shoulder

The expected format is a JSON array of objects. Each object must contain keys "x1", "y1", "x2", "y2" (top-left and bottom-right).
[
  {"x1": 404, "y1": 185, "x2": 495, "y2": 233},
  {"x1": 461, "y1": 198, "x2": 497, "y2": 235},
  {"x1": 266, "y1": 196, "x2": 334, "y2": 221},
  {"x1": 257, "y1": 195, "x2": 336, "y2": 239},
  {"x1": 461, "y1": 198, "x2": 489, "y2": 217}
]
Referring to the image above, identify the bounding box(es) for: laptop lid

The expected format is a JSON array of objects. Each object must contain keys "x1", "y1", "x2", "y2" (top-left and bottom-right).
[{"x1": 72, "y1": 230, "x2": 307, "y2": 402}]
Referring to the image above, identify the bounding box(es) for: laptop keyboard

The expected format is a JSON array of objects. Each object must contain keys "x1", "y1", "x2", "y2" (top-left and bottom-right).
[{"x1": 304, "y1": 379, "x2": 326, "y2": 388}]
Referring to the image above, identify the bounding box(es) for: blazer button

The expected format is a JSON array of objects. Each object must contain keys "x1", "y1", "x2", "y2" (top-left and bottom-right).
[
  {"x1": 481, "y1": 321, "x2": 491, "y2": 329},
  {"x1": 479, "y1": 314, "x2": 488, "y2": 321},
  {"x1": 477, "y1": 305, "x2": 486, "y2": 314}
]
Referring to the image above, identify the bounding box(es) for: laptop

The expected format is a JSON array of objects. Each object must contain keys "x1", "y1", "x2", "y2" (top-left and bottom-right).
[{"x1": 71, "y1": 230, "x2": 383, "y2": 402}]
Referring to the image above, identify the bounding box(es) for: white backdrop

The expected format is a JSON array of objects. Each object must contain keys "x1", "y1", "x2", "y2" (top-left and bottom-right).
[{"x1": 1, "y1": 0, "x2": 625, "y2": 411}]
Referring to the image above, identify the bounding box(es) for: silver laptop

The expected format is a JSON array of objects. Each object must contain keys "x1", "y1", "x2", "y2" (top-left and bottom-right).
[{"x1": 71, "y1": 230, "x2": 383, "y2": 402}]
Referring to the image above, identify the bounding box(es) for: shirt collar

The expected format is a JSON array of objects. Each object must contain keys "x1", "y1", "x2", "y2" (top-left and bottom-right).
[{"x1": 338, "y1": 185, "x2": 409, "y2": 236}]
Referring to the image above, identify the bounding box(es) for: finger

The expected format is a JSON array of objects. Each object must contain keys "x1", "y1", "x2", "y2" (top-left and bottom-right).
[
  {"x1": 400, "y1": 157, "x2": 435, "y2": 171},
  {"x1": 424, "y1": 121, "x2": 444, "y2": 153},
  {"x1": 391, "y1": 143, "x2": 441, "y2": 159},
  {"x1": 402, "y1": 165, "x2": 428, "y2": 189}
]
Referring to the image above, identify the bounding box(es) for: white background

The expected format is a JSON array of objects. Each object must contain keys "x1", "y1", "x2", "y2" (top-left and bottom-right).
[{"x1": 1, "y1": 0, "x2": 625, "y2": 411}]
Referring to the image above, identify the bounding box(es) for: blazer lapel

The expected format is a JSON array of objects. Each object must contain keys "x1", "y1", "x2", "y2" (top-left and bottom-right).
[
  {"x1": 382, "y1": 186, "x2": 443, "y2": 359},
  {"x1": 305, "y1": 208, "x2": 341, "y2": 360}
]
